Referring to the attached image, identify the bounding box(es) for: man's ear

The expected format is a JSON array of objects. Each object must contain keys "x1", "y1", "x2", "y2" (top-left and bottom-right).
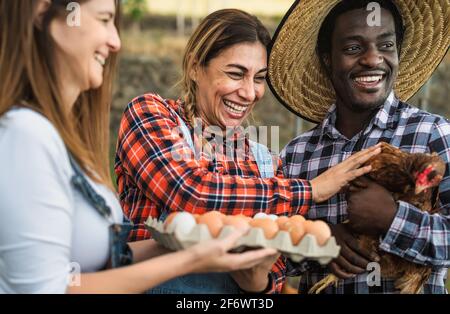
[
  {"x1": 321, "y1": 54, "x2": 332, "y2": 76},
  {"x1": 34, "y1": 0, "x2": 52, "y2": 30}
]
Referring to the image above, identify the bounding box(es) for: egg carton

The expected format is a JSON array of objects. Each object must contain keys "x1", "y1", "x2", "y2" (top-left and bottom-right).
[{"x1": 145, "y1": 217, "x2": 340, "y2": 265}]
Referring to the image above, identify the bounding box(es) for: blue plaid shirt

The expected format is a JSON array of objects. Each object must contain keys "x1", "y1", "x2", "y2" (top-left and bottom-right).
[{"x1": 281, "y1": 93, "x2": 450, "y2": 294}]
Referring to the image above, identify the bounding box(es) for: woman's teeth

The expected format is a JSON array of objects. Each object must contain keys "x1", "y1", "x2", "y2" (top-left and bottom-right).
[
  {"x1": 223, "y1": 100, "x2": 248, "y2": 115},
  {"x1": 94, "y1": 53, "x2": 106, "y2": 66}
]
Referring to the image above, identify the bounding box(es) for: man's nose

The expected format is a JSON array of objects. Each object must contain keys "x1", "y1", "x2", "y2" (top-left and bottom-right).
[{"x1": 360, "y1": 47, "x2": 383, "y2": 68}]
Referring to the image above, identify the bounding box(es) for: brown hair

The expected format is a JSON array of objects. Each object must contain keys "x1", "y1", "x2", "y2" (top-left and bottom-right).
[
  {"x1": 180, "y1": 9, "x2": 271, "y2": 128},
  {"x1": 0, "y1": 0, "x2": 121, "y2": 188}
]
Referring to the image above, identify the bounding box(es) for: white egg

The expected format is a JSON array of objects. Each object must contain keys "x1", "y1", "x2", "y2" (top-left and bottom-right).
[
  {"x1": 169, "y1": 212, "x2": 197, "y2": 235},
  {"x1": 267, "y1": 214, "x2": 279, "y2": 221},
  {"x1": 253, "y1": 212, "x2": 268, "y2": 220}
]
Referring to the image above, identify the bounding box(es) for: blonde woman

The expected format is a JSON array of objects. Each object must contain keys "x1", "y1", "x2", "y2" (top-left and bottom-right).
[
  {"x1": 115, "y1": 9, "x2": 381, "y2": 294},
  {"x1": 0, "y1": 0, "x2": 285, "y2": 294}
]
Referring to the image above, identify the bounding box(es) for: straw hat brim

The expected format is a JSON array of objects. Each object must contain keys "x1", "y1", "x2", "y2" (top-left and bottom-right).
[{"x1": 267, "y1": 0, "x2": 450, "y2": 123}]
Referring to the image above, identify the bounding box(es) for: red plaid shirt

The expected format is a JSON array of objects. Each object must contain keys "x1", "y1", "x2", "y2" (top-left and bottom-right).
[{"x1": 114, "y1": 93, "x2": 312, "y2": 293}]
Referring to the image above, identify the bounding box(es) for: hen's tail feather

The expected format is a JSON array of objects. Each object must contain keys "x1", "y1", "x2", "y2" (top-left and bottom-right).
[
  {"x1": 394, "y1": 272, "x2": 429, "y2": 294},
  {"x1": 308, "y1": 274, "x2": 340, "y2": 294}
]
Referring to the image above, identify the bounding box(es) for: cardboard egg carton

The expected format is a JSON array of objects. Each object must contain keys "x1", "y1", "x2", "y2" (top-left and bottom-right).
[{"x1": 145, "y1": 217, "x2": 340, "y2": 265}]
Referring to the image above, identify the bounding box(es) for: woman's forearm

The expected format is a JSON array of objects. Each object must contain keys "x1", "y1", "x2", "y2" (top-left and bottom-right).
[
  {"x1": 128, "y1": 239, "x2": 172, "y2": 263},
  {"x1": 67, "y1": 248, "x2": 198, "y2": 294}
]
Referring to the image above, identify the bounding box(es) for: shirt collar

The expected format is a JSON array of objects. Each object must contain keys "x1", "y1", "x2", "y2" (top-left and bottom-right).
[
  {"x1": 371, "y1": 91, "x2": 397, "y2": 130},
  {"x1": 320, "y1": 91, "x2": 398, "y2": 141}
]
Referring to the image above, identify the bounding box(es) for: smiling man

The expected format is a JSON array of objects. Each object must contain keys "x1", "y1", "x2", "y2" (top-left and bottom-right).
[
  {"x1": 268, "y1": 0, "x2": 450, "y2": 293},
  {"x1": 323, "y1": 7, "x2": 400, "y2": 138}
]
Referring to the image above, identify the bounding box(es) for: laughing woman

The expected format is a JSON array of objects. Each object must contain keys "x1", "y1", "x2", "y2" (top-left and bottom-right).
[
  {"x1": 0, "y1": 0, "x2": 284, "y2": 294},
  {"x1": 115, "y1": 9, "x2": 381, "y2": 294}
]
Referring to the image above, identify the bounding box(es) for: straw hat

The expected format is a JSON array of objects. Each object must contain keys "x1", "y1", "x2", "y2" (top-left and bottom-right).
[{"x1": 267, "y1": 0, "x2": 450, "y2": 123}]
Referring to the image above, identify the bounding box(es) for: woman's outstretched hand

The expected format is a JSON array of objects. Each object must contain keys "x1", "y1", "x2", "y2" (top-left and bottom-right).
[
  {"x1": 230, "y1": 251, "x2": 280, "y2": 293},
  {"x1": 310, "y1": 144, "x2": 381, "y2": 203}
]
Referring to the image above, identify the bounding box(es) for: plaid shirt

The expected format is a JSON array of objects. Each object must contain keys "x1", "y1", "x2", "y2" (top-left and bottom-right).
[
  {"x1": 114, "y1": 93, "x2": 313, "y2": 293},
  {"x1": 281, "y1": 93, "x2": 450, "y2": 294}
]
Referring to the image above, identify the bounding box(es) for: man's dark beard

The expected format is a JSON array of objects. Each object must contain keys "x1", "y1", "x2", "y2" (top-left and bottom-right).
[
  {"x1": 349, "y1": 98, "x2": 386, "y2": 113},
  {"x1": 355, "y1": 102, "x2": 385, "y2": 130}
]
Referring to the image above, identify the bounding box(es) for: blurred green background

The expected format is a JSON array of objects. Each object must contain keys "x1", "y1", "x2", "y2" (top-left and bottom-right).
[{"x1": 114, "y1": 0, "x2": 450, "y2": 291}]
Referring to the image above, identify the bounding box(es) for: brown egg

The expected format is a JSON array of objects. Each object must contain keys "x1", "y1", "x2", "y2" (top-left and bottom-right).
[
  {"x1": 193, "y1": 214, "x2": 201, "y2": 223},
  {"x1": 164, "y1": 212, "x2": 179, "y2": 230},
  {"x1": 276, "y1": 216, "x2": 290, "y2": 228},
  {"x1": 290, "y1": 215, "x2": 306, "y2": 224},
  {"x1": 280, "y1": 220, "x2": 305, "y2": 245},
  {"x1": 235, "y1": 214, "x2": 252, "y2": 222},
  {"x1": 249, "y1": 218, "x2": 279, "y2": 239},
  {"x1": 223, "y1": 215, "x2": 250, "y2": 232},
  {"x1": 205, "y1": 211, "x2": 226, "y2": 221},
  {"x1": 197, "y1": 212, "x2": 224, "y2": 238},
  {"x1": 305, "y1": 220, "x2": 331, "y2": 246}
]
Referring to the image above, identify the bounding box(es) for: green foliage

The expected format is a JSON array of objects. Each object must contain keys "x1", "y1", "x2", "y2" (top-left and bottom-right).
[{"x1": 122, "y1": 0, "x2": 147, "y2": 21}]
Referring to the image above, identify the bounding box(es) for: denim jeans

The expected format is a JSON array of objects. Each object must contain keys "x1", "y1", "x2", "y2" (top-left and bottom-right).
[{"x1": 147, "y1": 273, "x2": 241, "y2": 294}]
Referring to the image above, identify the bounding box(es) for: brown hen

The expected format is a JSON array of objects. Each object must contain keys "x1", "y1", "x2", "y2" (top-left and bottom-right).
[{"x1": 309, "y1": 142, "x2": 445, "y2": 294}]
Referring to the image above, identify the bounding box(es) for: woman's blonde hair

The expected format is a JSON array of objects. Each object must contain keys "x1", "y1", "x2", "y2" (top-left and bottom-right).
[
  {"x1": 0, "y1": 0, "x2": 120, "y2": 189},
  {"x1": 180, "y1": 9, "x2": 271, "y2": 128}
]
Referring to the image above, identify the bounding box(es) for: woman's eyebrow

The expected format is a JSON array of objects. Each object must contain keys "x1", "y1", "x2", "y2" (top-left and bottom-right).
[
  {"x1": 226, "y1": 64, "x2": 248, "y2": 72},
  {"x1": 257, "y1": 68, "x2": 268, "y2": 74},
  {"x1": 98, "y1": 11, "x2": 115, "y2": 18},
  {"x1": 226, "y1": 64, "x2": 268, "y2": 74}
]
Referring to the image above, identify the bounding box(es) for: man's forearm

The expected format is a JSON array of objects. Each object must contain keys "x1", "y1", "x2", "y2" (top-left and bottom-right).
[{"x1": 379, "y1": 201, "x2": 450, "y2": 267}]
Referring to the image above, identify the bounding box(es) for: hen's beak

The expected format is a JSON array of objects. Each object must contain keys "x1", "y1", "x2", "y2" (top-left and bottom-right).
[{"x1": 415, "y1": 184, "x2": 428, "y2": 195}]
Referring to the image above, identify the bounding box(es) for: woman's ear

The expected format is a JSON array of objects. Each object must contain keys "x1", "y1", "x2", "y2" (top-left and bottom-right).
[
  {"x1": 189, "y1": 59, "x2": 199, "y2": 82},
  {"x1": 34, "y1": 0, "x2": 52, "y2": 30}
]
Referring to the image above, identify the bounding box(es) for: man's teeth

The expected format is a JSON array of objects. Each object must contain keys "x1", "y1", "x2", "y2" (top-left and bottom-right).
[
  {"x1": 354, "y1": 75, "x2": 383, "y2": 83},
  {"x1": 224, "y1": 100, "x2": 248, "y2": 114},
  {"x1": 94, "y1": 54, "x2": 106, "y2": 66}
]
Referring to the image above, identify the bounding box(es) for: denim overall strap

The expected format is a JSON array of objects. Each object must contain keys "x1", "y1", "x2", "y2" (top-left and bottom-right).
[
  {"x1": 68, "y1": 155, "x2": 133, "y2": 268},
  {"x1": 249, "y1": 141, "x2": 275, "y2": 179},
  {"x1": 150, "y1": 106, "x2": 241, "y2": 294},
  {"x1": 159, "y1": 103, "x2": 195, "y2": 223},
  {"x1": 175, "y1": 109, "x2": 195, "y2": 151},
  {"x1": 69, "y1": 155, "x2": 113, "y2": 221}
]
